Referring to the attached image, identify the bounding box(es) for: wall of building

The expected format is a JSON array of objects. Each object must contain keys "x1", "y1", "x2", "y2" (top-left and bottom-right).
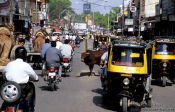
[{"x1": 145, "y1": 0, "x2": 159, "y2": 17}]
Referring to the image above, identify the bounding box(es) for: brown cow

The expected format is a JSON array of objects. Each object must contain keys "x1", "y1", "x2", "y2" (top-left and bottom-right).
[{"x1": 81, "y1": 49, "x2": 106, "y2": 76}]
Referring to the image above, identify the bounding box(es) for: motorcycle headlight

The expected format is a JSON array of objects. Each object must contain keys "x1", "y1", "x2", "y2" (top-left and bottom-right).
[
  {"x1": 163, "y1": 62, "x2": 167, "y2": 67},
  {"x1": 123, "y1": 78, "x2": 130, "y2": 85}
]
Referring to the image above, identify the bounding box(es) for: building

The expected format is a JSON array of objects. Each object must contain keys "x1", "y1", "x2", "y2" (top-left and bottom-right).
[
  {"x1": 135, "y1": 0, "x2": 175, "y2": 38},
  {"x1": 0, "y1": 0, "x2": 49, "y2": 35}
]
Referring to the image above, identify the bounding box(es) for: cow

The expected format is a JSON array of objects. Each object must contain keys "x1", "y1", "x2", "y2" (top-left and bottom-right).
[{"x1": 81, "y1": 49, "x2": 106, "y2": 76}]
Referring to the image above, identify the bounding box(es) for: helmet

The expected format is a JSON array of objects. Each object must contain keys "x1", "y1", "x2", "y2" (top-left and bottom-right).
[{"x1": 15, "y1": 47, "x2": 27, "y2": 61}]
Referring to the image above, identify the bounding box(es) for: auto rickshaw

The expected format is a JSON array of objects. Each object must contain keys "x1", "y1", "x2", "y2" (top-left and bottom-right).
[
  {"x1": 152, "y1": 38, "x2": 175, "y2": 87},
  {"x1": 93, "y1": 34, "x2": 110, "y2": 50},
  {"x1": 105, "y1": 38, "x2": 152, "y2": 112}
]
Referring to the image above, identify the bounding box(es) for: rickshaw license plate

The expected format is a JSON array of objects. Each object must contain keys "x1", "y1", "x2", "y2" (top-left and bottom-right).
[
  {"x1": 49, "y1": 73, "x2": 56, "y2": 77},
  {"x1": 121, "y1": 74, "x2": 132, "y2": 77}
]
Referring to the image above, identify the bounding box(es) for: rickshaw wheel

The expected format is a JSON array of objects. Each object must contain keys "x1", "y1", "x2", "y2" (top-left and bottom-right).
[
  {"x1": 162, "y1": 76, "x2": 167, "y2": 87},
  {"x1": 146, "y1": 98, "x2": 152, "y2": 108},
  {"x1": 122, "y1": 97, "x2": 128, "y2": 112}
]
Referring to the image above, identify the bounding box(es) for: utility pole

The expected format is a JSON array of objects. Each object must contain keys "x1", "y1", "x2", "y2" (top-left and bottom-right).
[
  {"x1": 122, "y1": 0, "x2": 125, "y2": 35},
  {"x1": 9, "y1": 0, "x2": 13, "y2": 24},
  {"x1": 108, "y1": 13, "x2": 110, "y2": 31},
  {"x1": 138, "y1": 0, "x2": 142, "y2": 37}
]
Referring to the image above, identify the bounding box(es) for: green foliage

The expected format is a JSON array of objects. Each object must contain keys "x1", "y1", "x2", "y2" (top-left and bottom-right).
[
  {"x1": 74, "y1": 7, "x2": 120, "y2": 29},
  {"x1": 74, "y1": 14, "x2": 86, "y2": 23},
  {"x1": 49, "y1": 0, "x2": 73, "y2": 20}
]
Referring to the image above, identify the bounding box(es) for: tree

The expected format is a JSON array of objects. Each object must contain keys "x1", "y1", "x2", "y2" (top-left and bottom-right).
[{"x1": 49, "y1": 0, "x2": 73, "y2": 20}]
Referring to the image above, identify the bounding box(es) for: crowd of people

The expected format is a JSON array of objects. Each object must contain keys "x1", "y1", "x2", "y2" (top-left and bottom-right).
[{"x1": 2, "y1": 31, "x2": 81, "y2": 111}]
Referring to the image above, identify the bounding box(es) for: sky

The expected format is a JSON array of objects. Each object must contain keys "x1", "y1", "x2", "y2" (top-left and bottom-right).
[{"x1": 71, "y1": 0, "x2": 123, "y2": 14}]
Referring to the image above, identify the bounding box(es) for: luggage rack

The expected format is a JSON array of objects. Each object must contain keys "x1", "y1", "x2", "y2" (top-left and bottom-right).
[
  {"x1": 112, "y1": 37, "x2": 146, "y2": 47},
  {"x1": 155, "y1": 38, "x2": 175, "y2": 43}
]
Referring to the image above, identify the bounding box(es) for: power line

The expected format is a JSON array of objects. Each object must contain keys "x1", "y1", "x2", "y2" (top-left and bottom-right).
[{"x1": 81, "y1": 0, "x2": 115, "y2": 8}]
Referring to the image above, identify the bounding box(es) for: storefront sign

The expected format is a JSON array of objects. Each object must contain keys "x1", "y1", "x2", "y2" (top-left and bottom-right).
[{"x1": 125, "y1": 19, "x2": 134, "y2": 25}]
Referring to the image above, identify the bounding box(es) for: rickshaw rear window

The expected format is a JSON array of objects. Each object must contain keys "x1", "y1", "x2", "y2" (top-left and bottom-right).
[
  {"x1": 155, "y1": 43, "x2": 175, "y2": 55},
  {"x1": 112, "y1": 46, "x2": 144, "y2": 67}
]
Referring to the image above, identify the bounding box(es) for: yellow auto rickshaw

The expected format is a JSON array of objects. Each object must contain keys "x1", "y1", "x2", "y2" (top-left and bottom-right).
[
  {"x1": 152, "y1": 38, "x2": 175, "y2": 87},
  {"x1": 105, "y1": 38, "x2": 152, "y2": 112}
]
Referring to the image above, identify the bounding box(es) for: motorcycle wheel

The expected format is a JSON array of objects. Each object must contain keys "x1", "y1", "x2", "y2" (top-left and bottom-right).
[
  {"x1": 50, "y1": 83, "x2": 55, "y2": 91},
  {"x1": 0, "y1": 81, "x2": 21, "y2": 103},
  {"x1": 50, "y1": 82, "x2": 57, "y2": 91},
  {"x1": 162, "y1": 76, "x2": 167, "y2": 87},
  {"x1": 122, "y1": 97, "x2": 128, "y2": 112}
]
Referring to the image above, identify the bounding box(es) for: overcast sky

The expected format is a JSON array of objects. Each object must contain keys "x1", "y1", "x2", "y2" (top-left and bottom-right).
[{"x1": 71, "y1": 0, "x2": 123, "y2": 14}]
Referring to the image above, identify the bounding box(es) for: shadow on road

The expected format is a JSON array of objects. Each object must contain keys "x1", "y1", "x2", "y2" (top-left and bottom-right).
[
  {"x1": 93, "y1": 95, "x2": 118, "y2": 111},
  {"x1": 39, "y1": 86, "x2": 59, "y2": 91},
  {"x1": 92, "y1": 88, "x2": 118, "y2": 111},
  {"x1": 62, "y1": 74, "x2": 70, "y2": 77},
  {"x1": 77, "y1": 72, "x2": 99, "y2": 77},
  {"x1": 151, "y1": 79, "x2": 172, "y2": 87},
  {"x1": 92, "y1": 88, "x2": 103, "y2": 95}
]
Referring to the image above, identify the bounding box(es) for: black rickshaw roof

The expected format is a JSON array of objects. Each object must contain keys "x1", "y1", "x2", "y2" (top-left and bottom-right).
[
  {"x1": 112, "y1": 37, "x2": 148, "y2": 48},
  {"x1": 155, "y1": 38, "x2": 175, "y2": 44}
]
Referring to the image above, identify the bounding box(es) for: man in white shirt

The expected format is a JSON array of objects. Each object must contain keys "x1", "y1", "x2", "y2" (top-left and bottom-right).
[
  {"x1": 60, "y1": 39, "x2": 73, "y2": 59},
  {"x1": 65, "y1": 34, "x2": 69, "y2": 40},
  {"x1": 4, "y1": 46, "x2": 38, "y2": 111},
  {"x1": 5, "y1": 47, "x2": 38, "y2": 83},
  {"x1": 56, "y1": 37, "x2": 63, "y2": 50}
]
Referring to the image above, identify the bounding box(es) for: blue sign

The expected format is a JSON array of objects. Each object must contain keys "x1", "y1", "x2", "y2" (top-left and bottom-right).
[{"x1": 83, "y1": 3, "x2": 91, "y2": 14}]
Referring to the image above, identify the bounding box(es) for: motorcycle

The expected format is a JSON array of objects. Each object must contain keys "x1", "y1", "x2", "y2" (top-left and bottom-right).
[
  {"x1": 0, "y1": 81, "x2": 36, "y2": 112},
  {"x1": 62, "y1": 58, "x2": 72, "y2": 75},
  {"x1": 46, "y1": 65, "x2": 60, "y2": 91}
]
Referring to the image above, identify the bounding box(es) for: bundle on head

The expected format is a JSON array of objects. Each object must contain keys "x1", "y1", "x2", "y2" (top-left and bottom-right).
[
  {"x1": 33, "y1": 32, "x2": 45, "y2": 53},
  {"x1": 0, "y1": 26, "x2": 14, "y2": 66}
]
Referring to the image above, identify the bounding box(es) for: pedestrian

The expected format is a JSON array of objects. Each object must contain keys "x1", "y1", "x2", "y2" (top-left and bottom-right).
[{"x1": 10, "y1": 38, "x2": 26, "y2": 60}]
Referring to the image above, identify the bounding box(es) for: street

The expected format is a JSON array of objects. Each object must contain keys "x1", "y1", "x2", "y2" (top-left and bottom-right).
[{"x1": 1, "y1": 39, "x2": 175, "y2": 112}]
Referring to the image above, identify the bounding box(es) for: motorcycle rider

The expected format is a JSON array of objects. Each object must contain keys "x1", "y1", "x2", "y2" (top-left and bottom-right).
[
  {"x1": 60, "y1": 39, "x2": 73, "y2": 71},
  {"x1": 40, "y1": 38, "x2": 51, "y2": 77},
  {"x1": 45, "y1": 41, "x2": 63, "y2": 80},
  {"x1": 40, "y1": 38, "x2": 51, "y2": 59},
  {"x1": 4, "y1": 46, "x2": 39, "y2": 112},
  {"x1": 56, "y1": 37, "x2": 63, "y2": 50}
]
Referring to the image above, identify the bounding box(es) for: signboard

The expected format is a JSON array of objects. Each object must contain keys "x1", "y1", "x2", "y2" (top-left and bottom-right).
[
  {"x1": 125, "y1": 19, "x2": 134, "y2": 25},
  {"x1": 169, "y1": 15, "x2": 175, "y2": 21},
  {"x1": 0, "y1": 0, "x2": 10, "y2": 15},
  {"x1": 124, "y1": 0, "x2": 130, "y2": 16},
  {"x1": 128, "y1": 27, "x2": 133, "y2": 32},
  {"x1": 145, "y1": 0, "x2": 159, "y2": 17},
  {"x1": 83, "y1": 3, "x2": 91, "y2": 14},
  {"x1": 130, "y1": 6, "x2": 136, "y2": 12}
]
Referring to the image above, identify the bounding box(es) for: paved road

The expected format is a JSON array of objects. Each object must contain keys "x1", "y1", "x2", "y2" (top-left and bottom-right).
[{"x1": 1, "y1": 39, "x2": 175, "y2": 112}]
